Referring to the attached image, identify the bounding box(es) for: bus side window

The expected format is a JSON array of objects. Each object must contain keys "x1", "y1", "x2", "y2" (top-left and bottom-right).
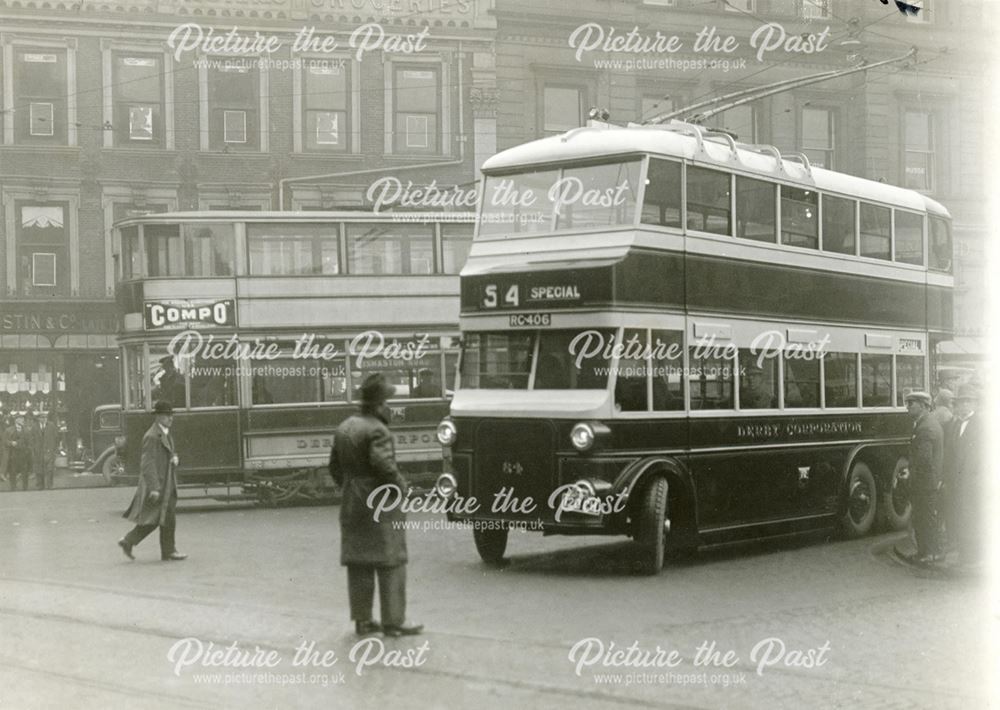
[
  {"x1": 738, "y1": 349, "x2": 778, "y2": 409},
  {"x1": 783, "y1": 354, "x2": 820, "y2": 409},
  {"x1": 652, "y1": 329, "x2": 684, "y2": 411},
  {"x1": 615, "y1": 328, "x2": 648, "y2": 412},
  {"x1": 823, "y1": 352, "x2": 859, "y2": 407},
  {"x1": 861, "y1": 354, "x2": 892, "y2": 407}
]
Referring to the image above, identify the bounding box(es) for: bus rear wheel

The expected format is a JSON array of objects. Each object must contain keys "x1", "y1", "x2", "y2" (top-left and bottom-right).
[
  {"x1": 879, "y1": 457, "x2": 912, "y2": 531},
  {"x1": 842, "y1": 461, "x2": 877, "y2": 537},
  {"x1": 635, "y1": 477, "x2": 668, "y2": 575},
  {"x1": 473, "y1": 526, "x2": 508, "y2": 565}
]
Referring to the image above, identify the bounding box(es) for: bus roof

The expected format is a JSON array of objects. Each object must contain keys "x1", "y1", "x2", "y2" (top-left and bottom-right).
[{"x1": 482, "y1": 122, "x2": 950, "y2": 218}]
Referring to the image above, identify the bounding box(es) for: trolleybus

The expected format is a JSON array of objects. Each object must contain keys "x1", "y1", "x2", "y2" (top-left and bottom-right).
[
  {"x1": 434, "y1": 120, "x2": 953, "y2": 573},
  {"x1": 112, "y1": 210, "x2": 472, "y2": 503}
]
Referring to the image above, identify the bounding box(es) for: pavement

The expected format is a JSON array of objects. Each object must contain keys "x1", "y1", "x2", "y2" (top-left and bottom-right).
[{"x1": 0, "y1": 486, "x2": 995, "y2": 710}]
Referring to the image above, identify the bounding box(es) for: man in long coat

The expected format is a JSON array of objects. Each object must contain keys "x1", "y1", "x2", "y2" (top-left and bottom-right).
[
  {"x1": 40, "y1": 414, "x2": 60, "y2": 490},
  {"x1": 118, "y1": 400, "x2": 187, "y2": 561},
  {"x1": 944, "y1": 384, "x2": 982, "y2": 566},
  {"x1": 329, "y1": 373, "x2": 422, "y2": 637},
  {"x1": 5, "y1": 417, "x2": 31, "y2": 491},
  {"x1": 899, "y1": 391, "x2": 944, "y2": 565},
  {"x1": 24, "y1": 411, "x2": 44, "y2": 490}
]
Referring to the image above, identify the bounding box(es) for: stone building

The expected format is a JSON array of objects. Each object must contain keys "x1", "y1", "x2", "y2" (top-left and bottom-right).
[{"x1": 0, "y1": 0, "x2": 497, "y2": 446}]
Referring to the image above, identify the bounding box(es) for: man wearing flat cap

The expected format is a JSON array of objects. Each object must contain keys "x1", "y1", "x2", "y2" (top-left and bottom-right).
[
  {"x1": 329, "y1": 373, "x2": 423, "y2": 638},
  {"x1": 898, "y1": 391, "x2": 944, "y2": 565},
  {"x1": 118, "y1": 400, "x2": 186, "y2": 561},
  {"x1": 944, "y1": 384, "x2": 982, "y2": 567}
]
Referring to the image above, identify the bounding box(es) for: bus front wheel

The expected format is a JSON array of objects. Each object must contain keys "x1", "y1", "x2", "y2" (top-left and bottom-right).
[
  {"x1": 473, "y1": 526, "x2": 508, "y2": 565},
  {"x1": 635, "y1": 477, "x2": 668, "y2": 575},
  {"x1": 842, "y1": 462, "x2": 878, "y2": 537}
]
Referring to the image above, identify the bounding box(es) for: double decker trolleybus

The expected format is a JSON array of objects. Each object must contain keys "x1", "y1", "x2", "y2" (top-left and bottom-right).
[
  {"x1": 113, "y1": 210, "x2": 473, "y2": 504},
  {"x1": 434, "y1": 120, "x2": 953, "y2": 573}
]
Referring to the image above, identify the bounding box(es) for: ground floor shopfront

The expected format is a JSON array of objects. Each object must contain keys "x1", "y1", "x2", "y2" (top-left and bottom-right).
[{"x1": 0, "y1": 302, "x2": 120, "y2": 460}]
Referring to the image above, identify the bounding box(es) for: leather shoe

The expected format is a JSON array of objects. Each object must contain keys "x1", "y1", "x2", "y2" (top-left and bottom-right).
[
  {"x1": 355, "y1": 620, "x2": 382, "y2": 636},
  {"x1": 162, "y1": 551, "x2": 188, "y2": 561},
  {"x1": 383, "y1": 622, "x2": 423, "y2": 637},
  {"x1": 118, "y1": 538, "x2": 134, "y2": 560}
]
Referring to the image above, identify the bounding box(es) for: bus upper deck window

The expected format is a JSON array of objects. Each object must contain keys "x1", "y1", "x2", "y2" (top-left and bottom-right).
[
  {"x1": 641, "y1": 158, "x2": 682, "y2": 229},
  {"x1": 894, "y1": 211, "x2": 924, "y2": 265},
  {"x1": 780, "y1": 187, "x2": 818, "y2": 250},
  {"x1": 735, "y1": 176, "x2": 776, "y2": 243},
  {"x1": 554, "y1": 161, "x2": 640, "y2": 231},
  {"x1": 929, "y1": 217, "x2": 952, "y2": 272},
  {"x1": 687, "y1": 166, "x2": 731, "y2": 236},
  {"x1": 478, "y1": 170, "x2": 558, "y2": 238},
  {"x1": 859, "y1": 203, "x2": 891, "y2": 261},
  {"x1": 821, "y1": 195, "x2": 856, "y2": 255}
]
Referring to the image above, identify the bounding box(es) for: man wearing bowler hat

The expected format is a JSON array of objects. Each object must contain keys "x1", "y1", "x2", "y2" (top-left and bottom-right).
[
  {"x1": 896, "y1": 391, "x2": 944, "y2": 565},
  {"x1": 944, "y1": 384, "x2": 982, "y2": 567},
  {"x1": 329, "y1": 373, "x2": 422, "y2": 637},
  {"x1": 118, "y1": 400, "x2": 186, "y2": 561}
]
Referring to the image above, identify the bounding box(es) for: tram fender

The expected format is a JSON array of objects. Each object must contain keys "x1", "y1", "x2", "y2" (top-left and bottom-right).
[{"x1": 612, "y1": 456, "x2": 696, "y2": 528}]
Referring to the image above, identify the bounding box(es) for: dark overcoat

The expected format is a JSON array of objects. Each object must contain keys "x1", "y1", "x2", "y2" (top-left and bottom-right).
[
  {"x1": 4, "y1": 425, "x2": 31, "y2": 474},
  {"x1": 908, "y1": 410, "x2": 943, "y2": 491},
  {"x1": 944, "y1": 414, "x2": 982, "y2": 514},
  {"x1": 123, "y1": 422, "x2": 178, "y2": 526},
  {"x1": 25, "y1": 419, "x2": 43, "y2": 475},
  {"x1": 329, "y1": 409, "x2": 408, "y2": 567}
]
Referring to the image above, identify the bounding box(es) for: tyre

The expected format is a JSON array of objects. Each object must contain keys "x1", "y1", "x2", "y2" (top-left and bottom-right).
[
  {"x1": 473, "y1": 526, "x2": 508, "y2": 565},
  {"x1": 841, "y1": 461, "x2": 878, "y2": 537},
  {"x1": 101, "y1": 454, "x2": 124, "y2": 485},
  {"x1": 635, "y1": 477, "x2": 668, "y2": 575},
  {"x1": 879, "y1": 457, "x2": 912, "y2": 531}
]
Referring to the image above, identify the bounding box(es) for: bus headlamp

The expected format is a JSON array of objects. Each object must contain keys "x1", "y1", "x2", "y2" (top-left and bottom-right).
[
  {"x1": 436, "y1": 418, "x2": 457, "y2": 446},
  {"x1": 571, "y1": 423, "x2": 596, "y2": 451}
]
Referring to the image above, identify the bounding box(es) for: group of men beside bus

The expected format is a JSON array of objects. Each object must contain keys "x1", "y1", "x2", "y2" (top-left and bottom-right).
[
  {"x1": 0, "y1": 409, "x2": 61, "y2": 491},
  {"x1": 900, "y1": 385, "x2": 983, "y2": 568}
]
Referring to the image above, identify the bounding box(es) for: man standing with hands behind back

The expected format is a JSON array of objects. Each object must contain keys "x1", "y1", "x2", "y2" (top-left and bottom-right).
[
  {"x1": 330, "y1": 373, "x2": 422, "y2": 638},
  {"x1": 118, "y1": 400, "x2": 187, "y2": 562}
]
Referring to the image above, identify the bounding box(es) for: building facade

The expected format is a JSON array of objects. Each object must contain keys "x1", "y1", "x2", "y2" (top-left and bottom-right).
[
  {"x1": 0, "y1": 0, "x2": 497, "y2": 446},
  {"x1": 492, "y1": 0, "x2": 989, "y2": 371}
]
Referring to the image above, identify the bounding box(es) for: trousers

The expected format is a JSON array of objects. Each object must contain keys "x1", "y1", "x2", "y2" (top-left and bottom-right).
[
  {"x1": 910, "y1": 487, "x2": 940, "y2": 557},
  {"x1": 347, "y1": 564, "x2": 406, "y2": 627},
  {"x1": 123, "y1": 497, "x2": 177, "y2": 557}
]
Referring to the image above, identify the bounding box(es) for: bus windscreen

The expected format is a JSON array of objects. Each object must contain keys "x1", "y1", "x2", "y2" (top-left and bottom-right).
[{"x1": 460, "y1": 330, "x2": 614, "y2": 390}]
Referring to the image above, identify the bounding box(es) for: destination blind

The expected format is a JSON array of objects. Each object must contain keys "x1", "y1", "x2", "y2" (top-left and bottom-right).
[{"x1": 460, "y1": 266, "x2": 614, "y2": 313}]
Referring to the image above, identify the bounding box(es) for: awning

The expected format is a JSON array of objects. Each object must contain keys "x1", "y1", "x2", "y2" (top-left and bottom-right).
[{"x1": 936, "y1": 337, "x2": 986, "y2": 356}]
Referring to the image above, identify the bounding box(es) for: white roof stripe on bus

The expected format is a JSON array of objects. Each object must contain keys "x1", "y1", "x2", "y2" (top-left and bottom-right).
[{"x1": 482, "y1": 124, "x2": 950, "y2": 217}]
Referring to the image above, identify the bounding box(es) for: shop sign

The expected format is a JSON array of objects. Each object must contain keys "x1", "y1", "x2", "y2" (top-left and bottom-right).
[
  {"x1": 0, "y1": 304, "x2": 119, "y2": 335},
  {"x1": 144, "y1": 299, "x2": 235, "y2": 330}
]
